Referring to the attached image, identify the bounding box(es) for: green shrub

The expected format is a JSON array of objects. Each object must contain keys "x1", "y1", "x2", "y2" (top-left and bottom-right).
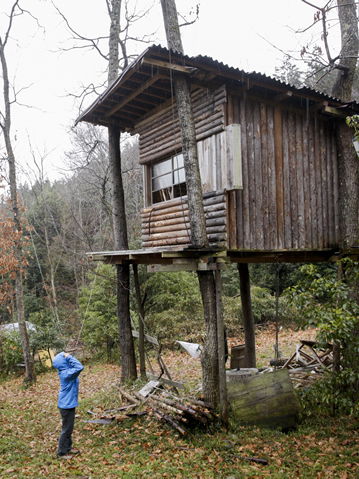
[
  {"x1": 287, "y1": 259, "x2": 359, "y2": 415},
  {"x1": 0, "y1": 330, "x2": 24, "y2": 376},
  {"x1": 78, "y1": 263, "x2": 119, "y2": 360},
  {"x1": 143, "y1": 271, "x2": 204, "y2": 343},
  {"x1": 224, "y1": 286, "x2": 295, "y2": 336}
]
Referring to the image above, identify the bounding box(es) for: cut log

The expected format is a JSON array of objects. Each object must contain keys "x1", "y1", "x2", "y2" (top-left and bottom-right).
[{"x1": 116, "y1": 386, "x2": 139, "y2": 405}]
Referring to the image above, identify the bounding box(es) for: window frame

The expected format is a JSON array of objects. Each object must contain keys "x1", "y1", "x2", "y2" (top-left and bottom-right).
[{"x1": 150, "y1": 153, "x2": 187, "y2": 205}]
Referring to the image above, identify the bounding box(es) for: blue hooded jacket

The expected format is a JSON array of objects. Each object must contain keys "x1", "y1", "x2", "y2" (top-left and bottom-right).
[{"x1": 53, "y1": 352, "x2": 84, "y2": 409}]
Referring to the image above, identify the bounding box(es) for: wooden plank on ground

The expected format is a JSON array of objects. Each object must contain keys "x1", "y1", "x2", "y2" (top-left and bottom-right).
[{"x1": 146, "y1": 372, "x2": 185, "y2": 390}]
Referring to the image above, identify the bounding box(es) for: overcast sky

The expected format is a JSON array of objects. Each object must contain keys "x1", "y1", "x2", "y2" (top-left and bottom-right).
[{"x1": 0, "y1": 0, "x2": 337, "y2": 182}]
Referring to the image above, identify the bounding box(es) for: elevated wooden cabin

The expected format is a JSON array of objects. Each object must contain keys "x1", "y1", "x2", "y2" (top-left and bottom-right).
[{"x1": 77, "y1": 45, "x2": 359, "y2": 266}]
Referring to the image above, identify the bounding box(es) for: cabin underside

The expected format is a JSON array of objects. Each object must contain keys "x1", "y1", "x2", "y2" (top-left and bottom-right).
[{"x1": 88, "y1": 244, "x2": 347, "y2": 271}]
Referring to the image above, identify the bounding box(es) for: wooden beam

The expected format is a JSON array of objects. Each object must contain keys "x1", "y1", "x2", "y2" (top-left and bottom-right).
[
  {"x1": 275, "y1": 90, "x2": 292, "y2": 102},
  {"x1": 323, "y1": 105, "x2": 347, "y2": 117},
  {"x1": 105, "y1": 74, "x2": 162, "y2": 118},
  {"x1": 142, "y1": 57, "x2": 193, "y2": 74},
  {"x1": 146, "y1": 372, "x2": 185, "y2": 390},
  {"x1": 310, "y1": 101, "x2": 328, "y2": 112}
]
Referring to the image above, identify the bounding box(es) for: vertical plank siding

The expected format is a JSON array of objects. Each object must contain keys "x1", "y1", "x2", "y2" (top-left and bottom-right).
[{"x1": 232, "y1": 95, "x2": 339, "y2": 250}]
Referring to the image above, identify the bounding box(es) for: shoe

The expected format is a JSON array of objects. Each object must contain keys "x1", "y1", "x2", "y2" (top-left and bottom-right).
[
  {"x1": 57, "y1": 454, "x2": 73, "y2": 460},
  {"x1": 68, "y1": 448, "x2": 80, "y2": 455}
]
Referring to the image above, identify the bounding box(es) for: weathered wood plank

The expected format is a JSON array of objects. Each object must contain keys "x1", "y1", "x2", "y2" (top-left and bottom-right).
[
  {"x1": 260, "y1": 103, "x2": 270, "y2": 249},
  {"x1": 267, "y1": 106, "x2": 277, "y2": 249},
  {"x1": 240, "y1": 97, "x2": 250, "y2": 248},
  {"x1": 327, "y1": 127, "x2": 335, "y2": 246},
  {"x1": 227, "y1": 369, "x2": 301, "y2": 430},
  {"x1": 332, "y1": 133, "x2": 340, "y2": 244},
  {"x1": 315, "y1": 120, "x2": 324, "y2": 248},
  {"x1": 274, "y1": 106, "x2": 284, "y2": 249},
  {"x1": 302, "y1": 114, "x2": 311, "y2": 248},
  {"x1": 146, "y1": 372, "x2": 185, "y2": 390},
  {"x1": 247, "y1": 99, "x2": 256, "y2": 248},
  {"x1": 296, "y1": 114, "x2": 305, "y2": 248},
  {"x1": 254, "y1": 102, "x2": 264, "y2": 249},
  {"x1": 320, "y1": 122, "x2": 329, "y2": 247},
  {"x1": 282, "y1": 110, "x2": 292, "y2": 248},
  {"x1": 288, "y1": 111, "x2": 298, "y2": 249},
  {"x1": 227, "y1": 190, "x2": 237, "y2": 248},
  {"x1": 308, "y1": 118, "x2": 318, "y2": 248}
]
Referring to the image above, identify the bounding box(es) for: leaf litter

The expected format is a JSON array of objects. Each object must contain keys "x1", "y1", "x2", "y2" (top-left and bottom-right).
[{"x1": 0, "y1": 324, "x2": 358, "y2": 478}]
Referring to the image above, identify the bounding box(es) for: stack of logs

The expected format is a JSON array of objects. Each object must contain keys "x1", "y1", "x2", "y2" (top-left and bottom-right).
[{"x1": 117, "y1": 386, "x2": 213, "y2": 436}]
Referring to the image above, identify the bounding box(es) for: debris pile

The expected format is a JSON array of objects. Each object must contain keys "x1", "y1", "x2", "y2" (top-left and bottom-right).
[
  {"x1": 107, "y1": 381, "x2": 214, "y2": 435},
  {"x1": 268, "y1": 339, "x2": 334, "y2": 389}
]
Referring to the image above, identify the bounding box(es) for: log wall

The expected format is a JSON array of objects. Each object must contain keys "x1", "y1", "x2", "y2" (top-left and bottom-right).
[
  {"x1": 134, "y1": 86, "x2": 227, "y2": 165},
  {"x1": 227, "y1": 94, "x2": 339, "y2": 250},
  {"x1": 141, "y1": 190, "x2": 227, "y2": 248}
]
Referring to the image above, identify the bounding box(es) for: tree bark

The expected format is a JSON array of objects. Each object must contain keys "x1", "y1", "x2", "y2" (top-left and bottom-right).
[
  {"x1": 331, "y1": 0, "x2": 358, "y2": 102},
  {"x1": 0, "y1": 33, "x2": 35, "y2": 384},
  {"x1": 237, "y1": 263, "x2": 257, "y2": 368},
  {"x1": 108, "y1": 0, "x2": 137, "y2": 381},
  {"x1": 160, "y1": 0, "x2": 219, "y2": 405},
  {"x1": 331, "y1": 0, "x2": 359, "y2": 250},
  {"x1": 133, "y1": 264, "x2": 146, "y2": 378},
  {"x1": 330, "y1": 0, "x2": 359, "y2": 378}
]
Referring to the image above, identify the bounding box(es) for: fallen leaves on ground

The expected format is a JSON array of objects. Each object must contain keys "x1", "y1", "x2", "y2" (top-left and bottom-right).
[{"x1": 0, "y1": 324, "x2": 357, "y2": 478}]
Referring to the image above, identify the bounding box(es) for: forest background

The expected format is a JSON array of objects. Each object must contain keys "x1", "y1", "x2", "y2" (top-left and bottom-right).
[{"x1": 0, "y1": 0, "x2": 355, "y2": 376}]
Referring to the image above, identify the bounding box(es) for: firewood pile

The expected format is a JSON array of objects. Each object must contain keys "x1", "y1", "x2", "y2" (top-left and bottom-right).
[{"x1": 115, "y1": 383, "x2": 214, "y2": 436}]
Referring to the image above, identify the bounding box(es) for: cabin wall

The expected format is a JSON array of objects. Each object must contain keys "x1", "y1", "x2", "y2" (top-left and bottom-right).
[
  {"x1": 134, "y1": 86, "x2": 227, "y2": 165},
  {"x1": 141, "y1": 190, "x2": 227, "y2": 248},
  {"x1": 227, "y1": 94, "x2": 339, "y2": 250}
]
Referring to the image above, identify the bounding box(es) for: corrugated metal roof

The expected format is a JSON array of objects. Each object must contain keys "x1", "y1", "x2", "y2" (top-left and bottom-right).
[{"x1": 76, "y1": 44, "x2": 359, "y2": 130}]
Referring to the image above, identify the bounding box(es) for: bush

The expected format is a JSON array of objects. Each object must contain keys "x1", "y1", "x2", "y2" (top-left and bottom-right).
[
  {"x1": 287, "y1": 259, "x2": 359, "y2": 416},
  {"x1": 224, "y1": 286, "x2": 295, "y2": 336},
  {"x1": 143, "y1": 271, "x2": 204, "y2": 343},
  {"x1": 78, "y1": 264, "x2": 119, "y2": 360},
  {"x1": 0, "y1": 330, "x2": 24, "y2": 376}
]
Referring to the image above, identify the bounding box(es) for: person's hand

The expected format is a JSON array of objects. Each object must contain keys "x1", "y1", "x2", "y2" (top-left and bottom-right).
[{"x1": 64, "y1": 352, "x2": 70, "y2": 359}]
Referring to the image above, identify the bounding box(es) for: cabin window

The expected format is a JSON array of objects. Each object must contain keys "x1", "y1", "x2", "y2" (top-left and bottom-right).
[{"x1": 151, "y1": 154, "x2": 187, "y2": 204}]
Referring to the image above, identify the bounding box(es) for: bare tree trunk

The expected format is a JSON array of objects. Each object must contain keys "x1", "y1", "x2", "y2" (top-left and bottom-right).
[
  {"x1": 133, "y1": 264, "x2": 146, "y2": 378},
  {"x1": 160, "y1": 0, "x2": 220, "y2": 405},
  {"x1": 42, "y1": 200, "x2": 60, "y2": 323},
  {"x1": 331, "y1": 0, "x2": 359, "y2": 378},
  {"x1": 0, "y1": 32, "x2": 35, "y2": 384},
  {"x1": 237, "y1": 263, "x2": 256, "y2": 368},
  {"x1": 331, "y1": 0, "x2": 359, "y2": 250},
  {"x1": 108, "y1": 0, "x2": 137, "y2": 381},
  {"x1": 331, "y1": 0, "x2": 358, "y2": 102}
]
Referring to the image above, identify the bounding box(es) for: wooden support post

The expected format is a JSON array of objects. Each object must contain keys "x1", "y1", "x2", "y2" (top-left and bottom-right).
[
  {"x1": 133, "y1": 264, "x2": 146, "y2": 378},
  {"x1": 215, "y1": 268, "x2": 228, "y2": 426},
  {"x1": 237, "y1": 263, "x2": 257, "y2": 368}
]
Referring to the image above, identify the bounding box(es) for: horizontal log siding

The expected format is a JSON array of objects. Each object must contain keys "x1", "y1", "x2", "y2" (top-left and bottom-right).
[
  {"x1": 233, "y1": 96, "x2": 339, "y2": 250},
  {"x1": 141, "y1": 191, "x2": 227, "y2": 248},
  {"x1": 134, "y1": 86, "x2": 227, "y2": 165}
]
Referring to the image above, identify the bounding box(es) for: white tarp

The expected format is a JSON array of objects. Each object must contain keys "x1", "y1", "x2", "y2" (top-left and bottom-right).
[
  {"x1": 176, "y1": 340, "x2": 203, "y2": 359},
  {"x1": 0, "y1": 321, "x2": 37, "y2": 334}
]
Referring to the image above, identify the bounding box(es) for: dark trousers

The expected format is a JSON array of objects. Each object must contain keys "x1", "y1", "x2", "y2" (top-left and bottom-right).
[{"x1": 57, "y1": 407, "x2": 76, "y2": 456}]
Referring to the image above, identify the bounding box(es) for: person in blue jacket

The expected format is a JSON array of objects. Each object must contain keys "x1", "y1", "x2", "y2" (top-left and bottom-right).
[{"x1": 53, "y1": 352, "x2": 84, "y2": 459}]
